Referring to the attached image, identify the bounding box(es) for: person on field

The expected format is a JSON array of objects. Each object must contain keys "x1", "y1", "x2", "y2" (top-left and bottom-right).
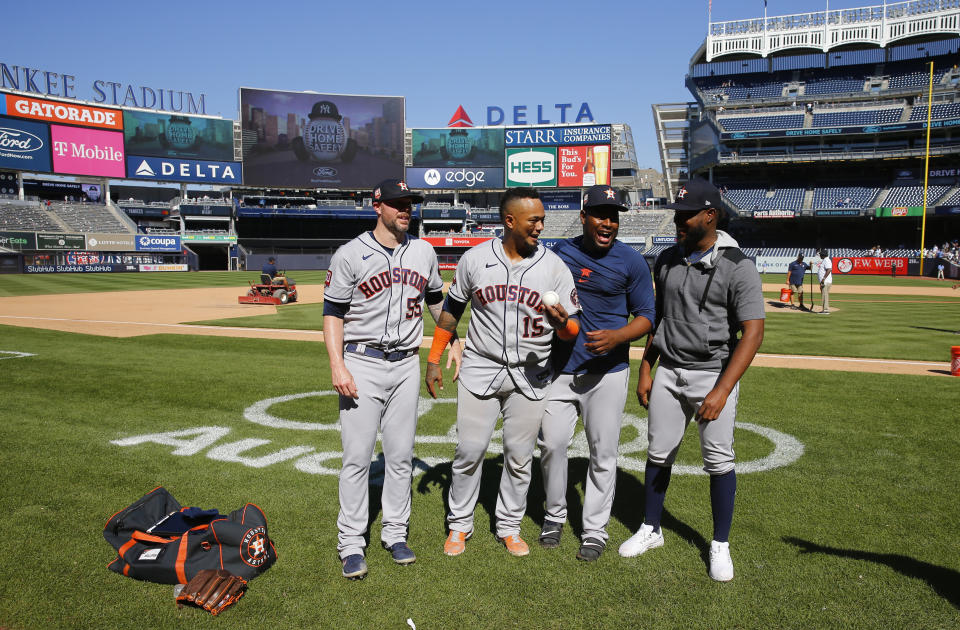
[
  {"x1": 786, "y1": 253, "x2": 810, "y2": 309},
  {"x1": 618, "y1": 177, "x2": 764, "y2": 583}
]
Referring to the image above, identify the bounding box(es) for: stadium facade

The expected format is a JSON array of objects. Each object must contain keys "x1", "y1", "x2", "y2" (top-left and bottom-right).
[
  {"x1": 655, "y1": 0, "x2": 960, "y2": 267},
  {"x1": 0, "y1": 82, "x2": 655, "y2": 273}
]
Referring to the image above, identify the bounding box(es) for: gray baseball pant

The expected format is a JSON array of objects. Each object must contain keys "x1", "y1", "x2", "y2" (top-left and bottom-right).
[
  {"x1": 647, "y1": 364, "x2": 738, "y2": 475},
  {"x1": 539, "y1": 369, "x2": 629, "y2": 542},
  {"x1": 447, "y1": 379, "x2": 547, "y2": 538},
  {"x1": 337, "y1": 352, "x2": 420, "y2": 559}
]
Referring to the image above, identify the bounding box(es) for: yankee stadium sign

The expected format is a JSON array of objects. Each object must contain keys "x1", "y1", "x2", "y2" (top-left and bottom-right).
[{"x1": 1, "y1": 62, "x2": 207, "y2": 114}]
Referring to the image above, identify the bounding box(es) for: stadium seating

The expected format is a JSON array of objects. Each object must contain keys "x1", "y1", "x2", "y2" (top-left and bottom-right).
[
  {"x1": 811, "y1": 186, "x2": 881, "y2": 209},
  {"x1": 803, "y1": 77, "x2": 866, "y2": 95},
  {"x1": 888, "y1": 68, "x2": 948, "y2": 90},
  {"x1": 723, "y1": 187, "x2": 804, "y2": 210},
  {"x1": 48, "y1": 202, "x2": 132, "y2": 234},
  {"x1": 718, "y1": 114, "x2": 804, "y2": 131},
  {"x1": 0, "y1": 201, "x2": 63, "y2": 232},
  {"x1": 908, "y1": 102, "x2": 960, "y2": 121},
  {"x1": 811, "y1": 108, "x2": 903, "y2": 126},
  {"x1": 880, "y1": 185, "x2": 950, "y2": 207}
]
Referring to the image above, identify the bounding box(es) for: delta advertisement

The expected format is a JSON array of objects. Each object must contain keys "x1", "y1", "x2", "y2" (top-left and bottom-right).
[
  {"x1": 0, "y1": 116, "x2": 51, "y2": 172},
  {"x1": 50, "y1": 125, "x2": 124, "y2": 177},
  {"x1": 240, "y1": 88, "x2": 404, "y2": 189},
  {"x1": 126, "y1": 155, "x2": 242, "y2": 184},
  {"x1": 123, "y1": 111, "x2": 234, "y2": 162},
  {"x1": 411, "y1": 128, "x2": 504, "y2": 167},
  {"x1": 406, "y1": 167, "x2": 504, "y2": 189},
  {"x1": 1, "y1": 92, "x2": 123, "y2": 131}
]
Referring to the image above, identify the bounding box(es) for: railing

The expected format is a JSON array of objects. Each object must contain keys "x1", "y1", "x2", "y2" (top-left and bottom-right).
[{"x1": 708, "y1": 0, "x2": 960, "y2": 60}]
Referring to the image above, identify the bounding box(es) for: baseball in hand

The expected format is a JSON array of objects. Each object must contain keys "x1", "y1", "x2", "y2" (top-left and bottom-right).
[{"x1": 542, "y1": 291, "x2": 560, "y2": 307}]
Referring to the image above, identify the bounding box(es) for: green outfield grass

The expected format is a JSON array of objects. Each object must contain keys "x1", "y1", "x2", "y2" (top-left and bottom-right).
[{"x1": 0, "y1": 322, "x2": 958, "y2": 629}]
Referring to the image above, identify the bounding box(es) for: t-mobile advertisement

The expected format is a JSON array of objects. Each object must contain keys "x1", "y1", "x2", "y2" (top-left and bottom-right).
[{"x1": 50, "y1": 125, "x2": 125, "y2": 177}]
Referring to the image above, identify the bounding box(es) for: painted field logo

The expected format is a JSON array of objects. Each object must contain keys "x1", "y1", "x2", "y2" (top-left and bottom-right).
[
  {"x1": 506, "y1": 148, "x2": 557, "y2": 187},
  {"x1": 0, "y1": 127, "x2": 43, "y2": 153},
  {"x1": 241, "y1": 526, "x2": 268, "y2": 567}
]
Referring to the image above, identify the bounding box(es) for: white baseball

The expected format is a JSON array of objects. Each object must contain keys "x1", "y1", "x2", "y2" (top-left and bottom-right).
[{"x1": 542, "y1": 291, "x2": 559, "y2": 307}]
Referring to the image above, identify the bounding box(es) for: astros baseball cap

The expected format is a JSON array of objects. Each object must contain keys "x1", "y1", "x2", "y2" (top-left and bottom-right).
[
  {"x1": 373, "y1": 179, "x2": 424, "y2": 204},
  {"x1": 666, "y1": 177, "x2": 736, "y2": 225},
  {"x1": 582, "y1": 185, "x2": 628, "y2": 212},
  {"x1": 665, "y1": 177, "x2": 723, "y2": 212}
]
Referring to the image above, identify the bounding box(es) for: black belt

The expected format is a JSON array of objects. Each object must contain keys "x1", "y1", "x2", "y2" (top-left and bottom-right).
[{"x1": 345, "y1": 343, "x2": 417, "y2": 362}]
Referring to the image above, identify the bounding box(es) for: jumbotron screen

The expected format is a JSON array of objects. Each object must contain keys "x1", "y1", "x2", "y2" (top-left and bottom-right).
[{"x1": 240, "y1": 88, "x2": 404, "y2": 189}]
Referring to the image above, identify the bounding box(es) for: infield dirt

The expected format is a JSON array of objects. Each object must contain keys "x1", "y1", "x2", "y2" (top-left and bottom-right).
[{"x1": 0, "y1": 283, "x2": 954, "y2": 376}]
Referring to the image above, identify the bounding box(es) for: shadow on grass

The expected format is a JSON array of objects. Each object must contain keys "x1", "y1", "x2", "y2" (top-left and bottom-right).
[
  {"x1": 784, "y1": 537, "x2": 960, "y2": 609},
  {"x1": 910, "y1": 326, "x2": 960, "y2": 334}
]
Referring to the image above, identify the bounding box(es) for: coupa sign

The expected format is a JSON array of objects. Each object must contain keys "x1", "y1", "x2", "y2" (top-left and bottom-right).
[
  {"x1": 126, "y1": 155, "x2": 242, "y2": 184},
  {"x1": 136, "y1": 234, "x2": 181, "y2": 252},
  {"x1": 506, "y1": 147, "x2": 556, "y2": 187}
]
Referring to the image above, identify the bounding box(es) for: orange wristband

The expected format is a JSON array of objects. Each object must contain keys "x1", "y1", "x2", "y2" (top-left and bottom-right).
[
  {"x1": 556, "y1": 318, "x2": 580, "y2": 341},
  {"x1": 428, "y1": 328, "x2": 454, "y2": 364}
]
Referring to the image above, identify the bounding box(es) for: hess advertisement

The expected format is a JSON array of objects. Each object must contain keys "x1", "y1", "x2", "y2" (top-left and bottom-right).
[
  {"x1": 240, "y1": 88, "x2": 404, "y2": 189},
  {"x1": 506, "y1": 147, "x2": 557, "y2": 187},
  {"x1": 123, "y1": 111, "x2": 235, "y2": 162},
  {"x1": 50, "y1": 125, "x2": 124, "y2": 177},
  {"x1": 411, "y1": 128, "x2": 504, "y2": 167}
]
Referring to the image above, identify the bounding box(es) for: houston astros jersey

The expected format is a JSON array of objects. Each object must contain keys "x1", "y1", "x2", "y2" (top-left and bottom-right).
[
  {"x1": 324, "y1": 232, "x2": 442, "y2": 351},
  {"x1": 549, "y1": 237, "x2": 655, "y2": 375},
  {"x1": 447, "y1": 239, "x2": 578, "y2": 400}
]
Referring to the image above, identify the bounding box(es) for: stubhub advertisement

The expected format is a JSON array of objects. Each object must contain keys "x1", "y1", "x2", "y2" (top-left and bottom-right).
[
  {"x1": 406, "y1": 167, "x2": 504, "y2": 189},
  {"x1": 126, "y1": 155, "x2": 242, "y2": 184},
  {"x1": 135, "y1": 234, "x2": 181, "y2": 252}
]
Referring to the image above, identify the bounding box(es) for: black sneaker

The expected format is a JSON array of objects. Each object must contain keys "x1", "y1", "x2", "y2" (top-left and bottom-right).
[
  {"x1": 576, "y1": 538, "x2": 605, "y2": 562},
  {"x1": 383, "y1": 541, "x2": 416, "y2": 565},
  {"x1": 538, "y1": 520, "x2": 563, "y2": 548},
  {"x1": 341, "y1": 554, "x2": 368, "y2": 580}
]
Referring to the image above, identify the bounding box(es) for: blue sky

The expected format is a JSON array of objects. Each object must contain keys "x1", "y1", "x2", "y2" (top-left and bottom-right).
[{"x1": 4, "y1": 0, "x2": 872, "y2": 172}]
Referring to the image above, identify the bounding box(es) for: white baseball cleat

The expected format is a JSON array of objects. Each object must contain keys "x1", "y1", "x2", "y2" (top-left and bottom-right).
[
  {"x1": 618, "y1": 523, "x2": 664, "y2": 558},
  {"x1": 708, "y1": 540, "x2": 734, "y2": 582}
]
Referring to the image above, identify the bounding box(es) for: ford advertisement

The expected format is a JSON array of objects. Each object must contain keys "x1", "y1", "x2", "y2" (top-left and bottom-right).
[
  {"x1": 123, "y1": 111, "x2": 235, "y2": 162},
  {"x1": 0, "y1": 116, "x2": 51, "y2": 172},
  {"x1": 411, "y1": 128, "x2": 504, "y2": 167}
]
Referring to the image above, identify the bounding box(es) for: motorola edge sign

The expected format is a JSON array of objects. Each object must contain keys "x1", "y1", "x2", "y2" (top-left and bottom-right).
[{"x1": 406, "y1": 167, "x2": 504, "y2": 189}]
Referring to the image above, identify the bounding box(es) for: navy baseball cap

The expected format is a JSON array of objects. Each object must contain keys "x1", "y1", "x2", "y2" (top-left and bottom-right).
[
  {"x1": 373, "y1": 179, "x2": 424, "y2": 204},
  {"x1": 582, "y1": 185, "x2": 628, "y2": 213},
  {"x1": 665, "y1": 177, "x2": 723, "y2": 212}
]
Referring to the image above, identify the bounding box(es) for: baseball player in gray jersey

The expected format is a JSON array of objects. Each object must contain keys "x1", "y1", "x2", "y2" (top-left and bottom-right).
[
  {"x1": 618, "y1": 177, "x2": 764, "y2": 582},
  {"x1": 425, "y1": 187, "x2": 579, "y2": 558},
  {"x1": 324, "y1": 179, "x2": 462, "y2": 580}
]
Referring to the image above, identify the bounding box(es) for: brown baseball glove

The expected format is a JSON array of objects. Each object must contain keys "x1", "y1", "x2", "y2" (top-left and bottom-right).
[{"x1": 176, "y1": 569, "x2": 247, "y2": 616}]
